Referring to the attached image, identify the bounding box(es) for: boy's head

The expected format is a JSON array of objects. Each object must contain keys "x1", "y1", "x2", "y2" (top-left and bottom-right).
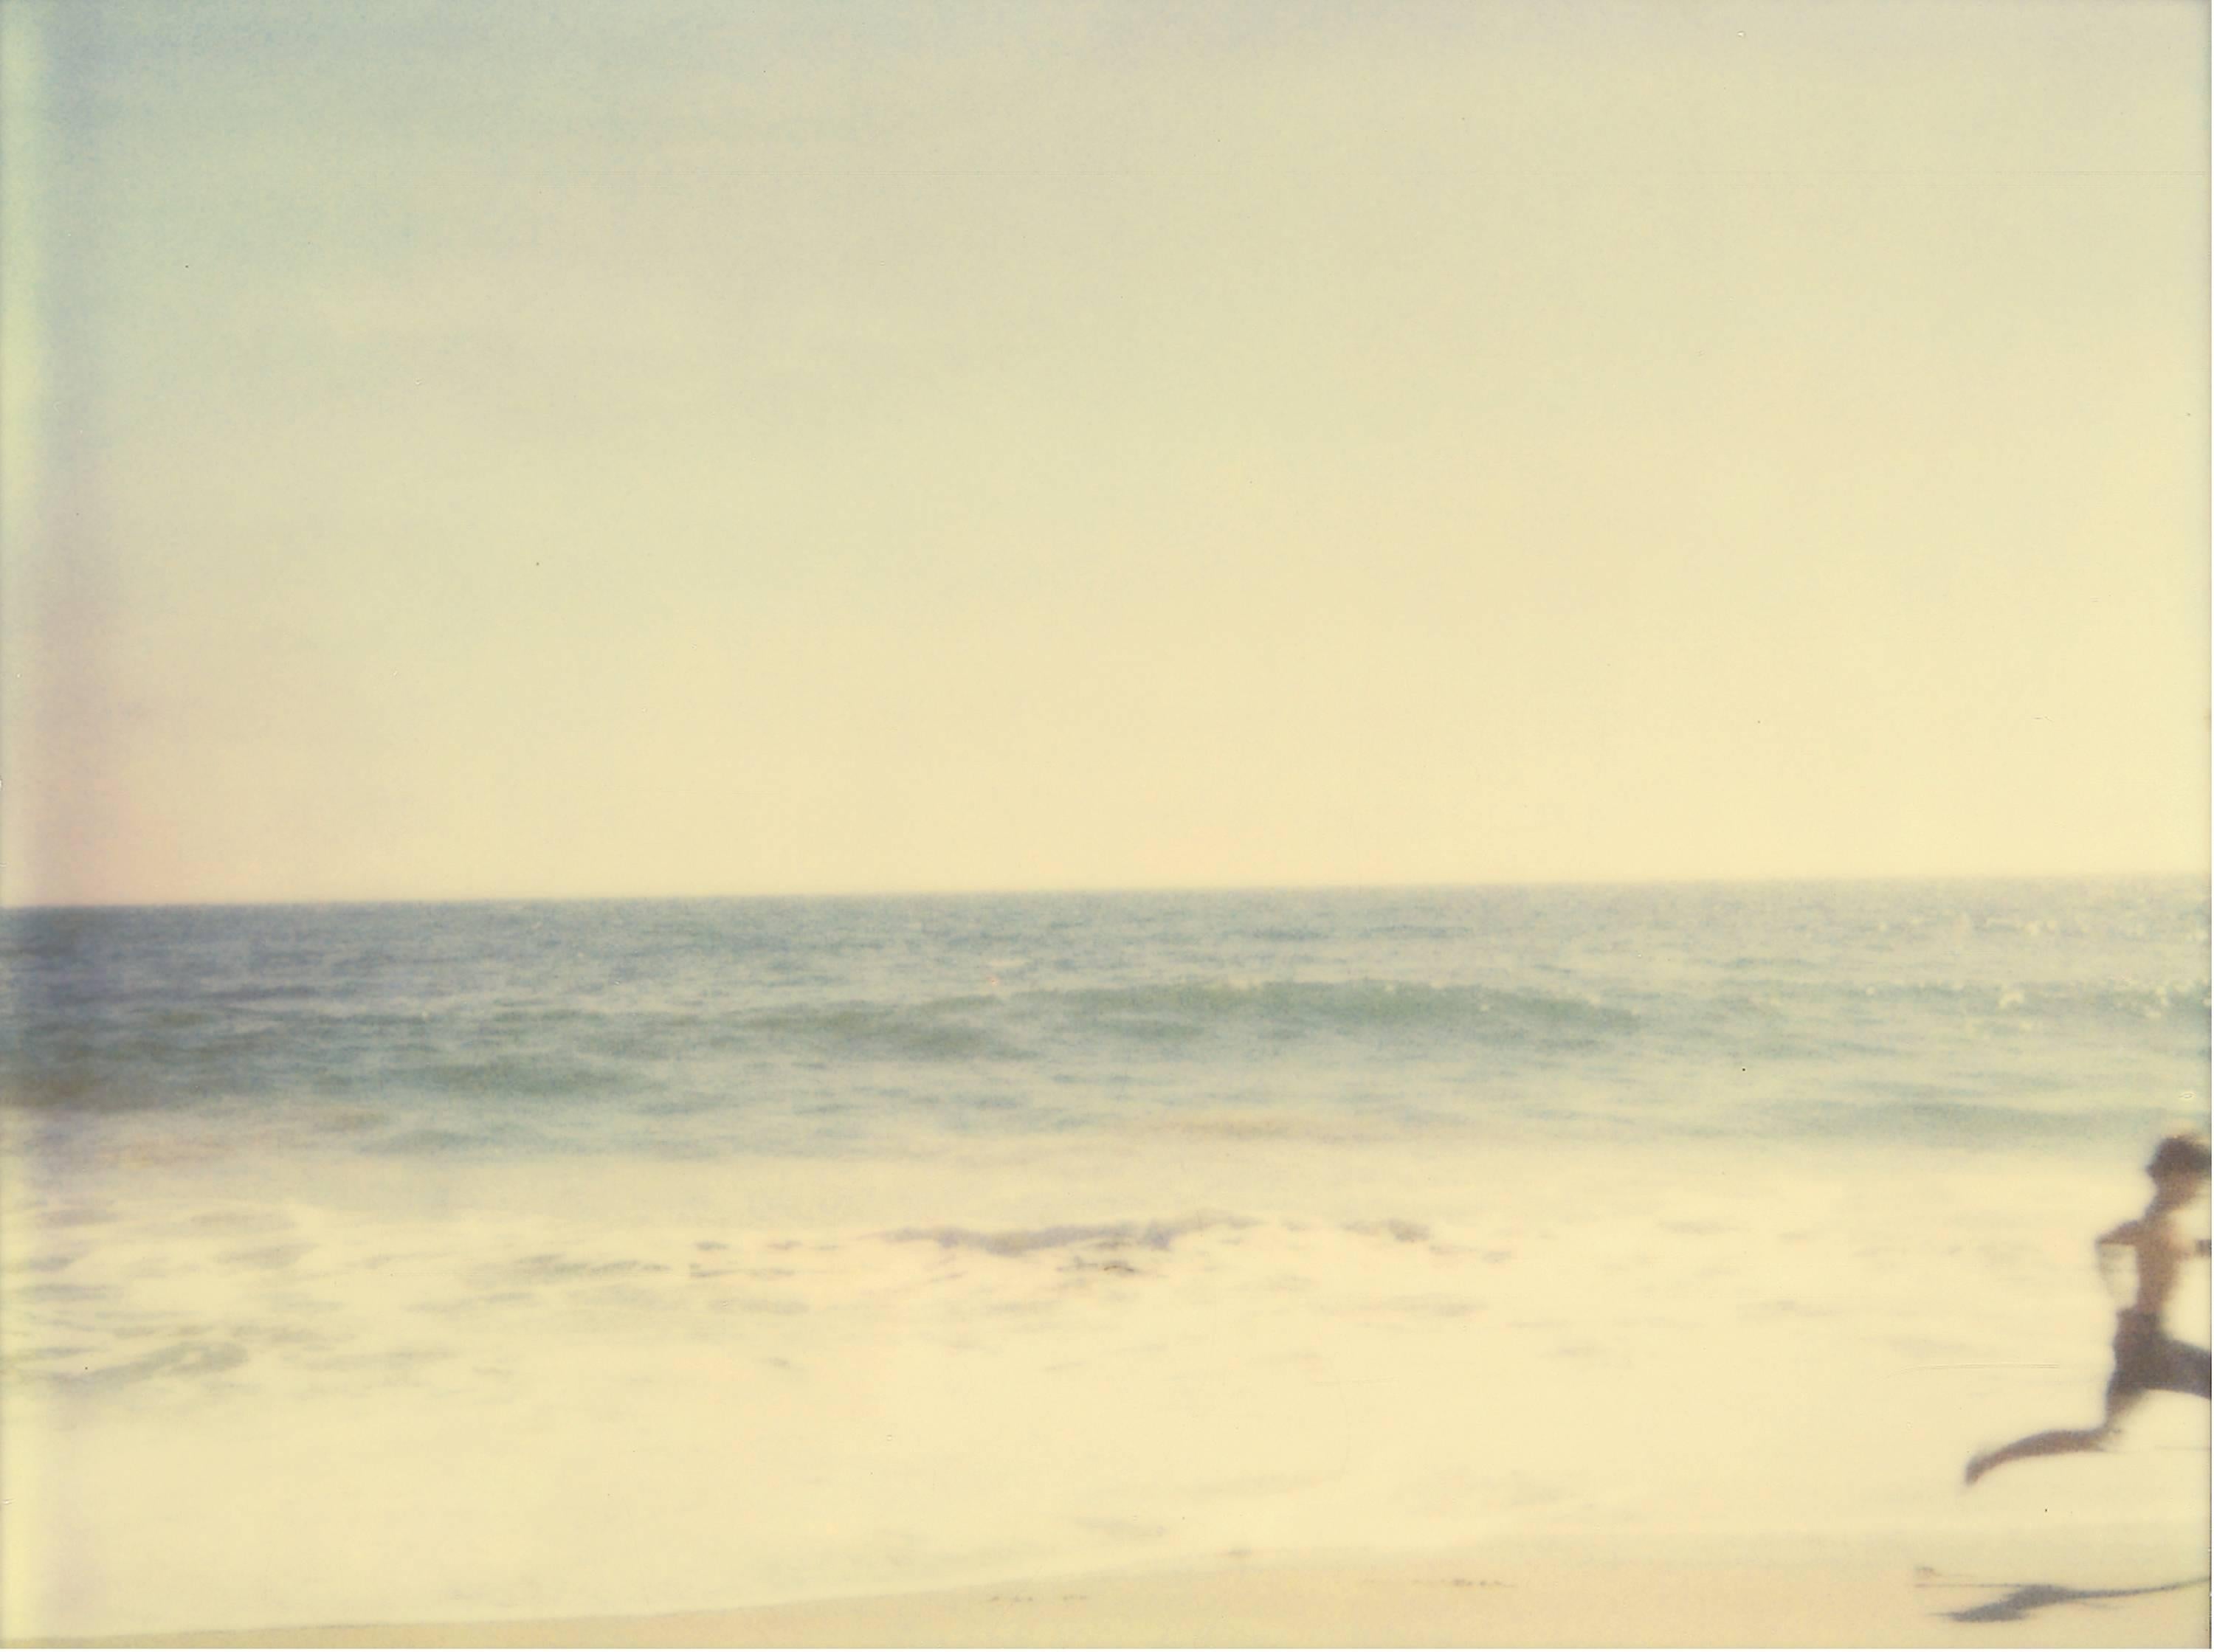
[{"x1": 2146, "y1": 1133, "x2": 2211, "y2": 1192}]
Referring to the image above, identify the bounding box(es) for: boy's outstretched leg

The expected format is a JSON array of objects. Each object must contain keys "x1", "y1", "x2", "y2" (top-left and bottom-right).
[
  {"x1": 1966, "y1": 1383, "x2": 2142, "y2": 1486},
  {"x1": 1964, "y1": 1424, "x2": 2111, "y2": 1486}
]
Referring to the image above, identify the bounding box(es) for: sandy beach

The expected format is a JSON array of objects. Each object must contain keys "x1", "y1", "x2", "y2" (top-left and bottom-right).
[
  {"x1": 50, "y1": 1528, "x2": 2212, "y2": 1648},
  {"x1": 8, "y1": 1130, "x2": 2209, "y2": 1647}
]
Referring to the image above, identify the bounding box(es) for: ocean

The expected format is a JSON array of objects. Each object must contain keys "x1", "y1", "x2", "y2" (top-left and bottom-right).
[{"x1": 3, "y1": 877, "x2": 2208, "y2": 1637}]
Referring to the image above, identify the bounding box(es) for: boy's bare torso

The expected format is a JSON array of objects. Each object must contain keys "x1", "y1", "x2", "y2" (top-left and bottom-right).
[{"x1": 2101, "y1": 1205, "x2": 2197, "y2": 1318}]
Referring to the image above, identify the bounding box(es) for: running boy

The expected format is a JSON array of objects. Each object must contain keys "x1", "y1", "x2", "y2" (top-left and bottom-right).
[{"x1": 1965, "y1": 1133, "x2": 2210, "y2": 1486}]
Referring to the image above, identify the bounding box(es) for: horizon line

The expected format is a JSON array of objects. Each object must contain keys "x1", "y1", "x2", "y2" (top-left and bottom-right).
[{"x1": 2, "y1": 865, "x2": 2204, "y2": 916}]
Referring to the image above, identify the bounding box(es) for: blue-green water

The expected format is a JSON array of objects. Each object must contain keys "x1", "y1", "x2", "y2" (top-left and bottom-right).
[{"x1": 4, "y1": 878, "x2": 2204, "y2": 1165}]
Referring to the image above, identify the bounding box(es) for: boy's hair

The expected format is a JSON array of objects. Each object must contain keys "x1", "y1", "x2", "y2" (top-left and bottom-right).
[{"x1": 2148, "y1": 1133, "x2": 2212, "y2": 1180}]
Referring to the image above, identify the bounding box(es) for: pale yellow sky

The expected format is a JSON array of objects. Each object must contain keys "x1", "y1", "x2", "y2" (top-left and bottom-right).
[{"x1": 2, "y1": 0, "x2": 2207, "y2": 905}]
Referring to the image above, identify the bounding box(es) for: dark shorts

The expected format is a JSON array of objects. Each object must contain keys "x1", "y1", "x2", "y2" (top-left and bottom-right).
[{"x1": 2109, "y1": 1310, "x2": 2213, "y2": 1402}]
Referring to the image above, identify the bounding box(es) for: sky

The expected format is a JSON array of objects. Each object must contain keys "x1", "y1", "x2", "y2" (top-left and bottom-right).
[{"x1": 1, "y1": 0, "x2": 2207, "y2": 906}]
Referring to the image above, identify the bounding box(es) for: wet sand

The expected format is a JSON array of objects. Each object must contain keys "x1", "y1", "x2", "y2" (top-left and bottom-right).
[{"x1": 58, "y1": 1528, "x2": 2213, "y2": 1648}]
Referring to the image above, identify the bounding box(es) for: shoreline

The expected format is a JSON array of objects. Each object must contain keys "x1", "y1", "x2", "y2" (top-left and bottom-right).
[{"x1": 44, "y1": 1530, "x2": 2213, "y2": 1649}]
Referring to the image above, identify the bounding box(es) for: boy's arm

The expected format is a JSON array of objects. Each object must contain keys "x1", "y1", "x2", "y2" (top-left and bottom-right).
[
  {"x1": 2104, "y1": 1218, "x2": 2211, "y2": 1256},
  {"x1": 2095, "y1": 1221, "x2": 2142, "y2": 1296}
]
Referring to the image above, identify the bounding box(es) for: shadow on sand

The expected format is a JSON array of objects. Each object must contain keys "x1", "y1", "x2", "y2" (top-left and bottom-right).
[{"x1": 1938, "y1": 1575, "x2": 2209, "y2": 1625}]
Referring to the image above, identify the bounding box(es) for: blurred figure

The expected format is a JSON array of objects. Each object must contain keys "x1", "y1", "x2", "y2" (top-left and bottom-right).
[{"x1": 1965, "y1": 1133, "x2": 2210, "y2": 1486}]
